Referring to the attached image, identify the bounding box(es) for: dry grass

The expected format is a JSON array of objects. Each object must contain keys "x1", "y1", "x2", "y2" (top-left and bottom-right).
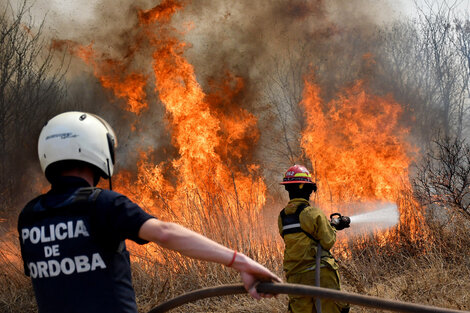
[
  {"x1": 1, "y1": 195, "x2": 470, "y2": 313},
  {"x1": 0, "y1": 230, "x2": 36, "y2": 313},
  {"x1": 339, "y1": 218, "x2": 470, "y2": 312}
]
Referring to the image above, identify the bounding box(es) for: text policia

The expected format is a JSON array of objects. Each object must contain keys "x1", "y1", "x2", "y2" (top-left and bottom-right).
[{"x1": 20, "y1": 219, "x2": 107, "y2": 279}]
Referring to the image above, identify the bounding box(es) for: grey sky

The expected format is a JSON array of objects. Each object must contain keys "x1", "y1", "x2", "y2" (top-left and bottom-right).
[{"x1": 400, "y1": 0, "x2": 469, "y2": 17}]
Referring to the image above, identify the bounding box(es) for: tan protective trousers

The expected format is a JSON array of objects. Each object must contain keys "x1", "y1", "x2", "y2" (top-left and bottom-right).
[{"x1": 286, "y1": 267, "x2": 349, "y2": 313}]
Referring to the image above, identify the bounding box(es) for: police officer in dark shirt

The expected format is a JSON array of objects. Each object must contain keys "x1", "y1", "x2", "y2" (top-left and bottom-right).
[{"x1": 18, "y1": 112, "x2": 280, "y2": 313}]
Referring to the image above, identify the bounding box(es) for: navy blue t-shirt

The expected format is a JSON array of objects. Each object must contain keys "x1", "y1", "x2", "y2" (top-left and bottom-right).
[{"x1": 18, "y1": 176, "x2": 154, "y2": 313}]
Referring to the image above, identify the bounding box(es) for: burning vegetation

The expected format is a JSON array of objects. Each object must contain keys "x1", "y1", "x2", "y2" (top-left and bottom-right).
[
  {"x1": 1, "y1": 0, "x2": 470, "y2": 312},
  {"x1": 52, "y1": 0, "x2": 424, "y2": 244}
]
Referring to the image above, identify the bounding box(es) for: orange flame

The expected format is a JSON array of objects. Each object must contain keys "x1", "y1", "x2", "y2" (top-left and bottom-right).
[
  {"x1": 52, "y1": 40, "x2": 148, "y2": 114},
  {"x1": 53, "y1": 0, "x2": 428, "y2": 258},
  {"x1": 62, "y1": 1, "x2": 266, "y2": 223},
  {"x1": 128, "y1": 1, "x2": 265, "y2": 214},
  {"x1": 300, "y1": 72, "x2": 425, "y2": 243},
  {"x1": 301, "y1": 77, "x2": 410, "y2": 202},
  {"x1": 138, "y1": 0, "x2": 184, "y2": 24}
]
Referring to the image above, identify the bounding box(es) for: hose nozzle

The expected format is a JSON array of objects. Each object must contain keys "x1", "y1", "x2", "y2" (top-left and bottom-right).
[{"x1": 330, "y1": 213, "x2": 351, "y2": 230}]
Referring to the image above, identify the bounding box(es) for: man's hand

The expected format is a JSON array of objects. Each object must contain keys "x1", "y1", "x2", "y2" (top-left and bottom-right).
[
  {"x1": 230, "y1": 253, "x2": 282, "y2": 299},
  {"x1": 330, "y1": 213, "x2": 351, "y2": 231}
]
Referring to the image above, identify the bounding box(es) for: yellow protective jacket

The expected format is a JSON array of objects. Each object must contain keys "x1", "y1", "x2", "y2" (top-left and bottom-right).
[{"x1": 278, "y1": 198, "x2": 338, "y2": 276}]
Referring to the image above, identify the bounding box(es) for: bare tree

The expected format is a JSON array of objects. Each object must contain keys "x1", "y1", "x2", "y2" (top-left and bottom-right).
[
  {"x1": 417, "y1": 1, "x2": 469, "y2": 137},
  {"x1": 375, "y1": 20, "x2": 441, "y2": 143},
  {"x1": 0, "y1": 0, "x2": 66, "y2": 221},
  {"x1": 262, "y1": 42, "x2": 311, "y2": 166},
  {"x1": 374, "y1": 2, "x2": 470, "y2": 143},
  {"x1": 454, "y1": 17, "x2": 470, "y2": 136},
  {"x1": 413, "y1": 134, "x2": 470, "y2": 220}
]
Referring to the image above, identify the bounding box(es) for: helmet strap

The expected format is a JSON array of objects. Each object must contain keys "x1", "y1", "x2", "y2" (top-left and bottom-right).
[{"x1": 107, "y1": 159, "x2": 113, "y2": 190}]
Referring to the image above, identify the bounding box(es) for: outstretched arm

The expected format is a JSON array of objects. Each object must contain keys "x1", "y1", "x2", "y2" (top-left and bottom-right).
[{"x1": 138, "y1": 218, "x2": 281, "y2": 299}]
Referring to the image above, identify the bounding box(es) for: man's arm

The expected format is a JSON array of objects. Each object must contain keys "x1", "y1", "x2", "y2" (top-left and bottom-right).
[
  {"x1": 301, "y1": 207, "x2": 336, "y2": 250},
  {"x1": 138, "y1": 218, "x2": 281, "y2": 299}
]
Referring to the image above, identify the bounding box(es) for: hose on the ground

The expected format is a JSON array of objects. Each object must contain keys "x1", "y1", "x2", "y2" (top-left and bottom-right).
[{"x1": 148, "y1": 282, "x2": 469, "y2": 313}]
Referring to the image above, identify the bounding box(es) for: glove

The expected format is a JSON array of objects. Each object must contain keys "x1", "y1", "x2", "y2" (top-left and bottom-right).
[{"x1": 330, "y1": 213, "x2": 351, "y2": 230}]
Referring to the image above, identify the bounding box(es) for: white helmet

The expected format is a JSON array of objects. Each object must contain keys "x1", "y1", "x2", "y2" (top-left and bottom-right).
[{"x1": 38, "y1": 112, "x2": 117, "y2": 181}]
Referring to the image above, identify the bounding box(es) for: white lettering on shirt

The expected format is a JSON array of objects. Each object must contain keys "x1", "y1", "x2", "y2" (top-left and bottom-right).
[
  {"x1": 22, "y1": 220, "x2": 108, "y2": 279},
  {"x1": 91, "y1": 253, "x2": 106, "y2": 271},
  {"x1": 27, "y1": 254, "x2": 107, "y2": 279},
  {"x1": 74, "y1": 220, "x2": 89, "y2": 237},
  {"x1": 55, "y1": 223, "x2": 67, "y2": 240},
  {"x1": 21, "y1": 220, "x2": 90, "y2": 244},
  {"x1": 75, "y1": 255, "x2": 90, "y2": 273}
]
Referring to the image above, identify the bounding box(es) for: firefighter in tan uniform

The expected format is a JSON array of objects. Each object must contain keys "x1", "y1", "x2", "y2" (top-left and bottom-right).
[{"x1": 278, "y1": 165, "x2": 350, "y2": 313}]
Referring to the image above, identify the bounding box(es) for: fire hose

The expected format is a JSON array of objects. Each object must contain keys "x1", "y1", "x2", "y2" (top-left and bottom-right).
[{"x1": 147, "y1": 282, "x2": 469, "y2": 313}]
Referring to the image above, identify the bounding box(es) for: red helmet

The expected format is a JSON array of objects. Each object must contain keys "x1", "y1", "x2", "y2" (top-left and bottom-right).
[{"x1": 280, "y1": 165, "x2": 315, "y2": 184}]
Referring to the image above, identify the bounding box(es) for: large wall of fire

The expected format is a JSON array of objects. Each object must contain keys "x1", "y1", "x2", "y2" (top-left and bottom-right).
[{"x1": 49, "y1": 0, "x2": 424, "y2": 242}]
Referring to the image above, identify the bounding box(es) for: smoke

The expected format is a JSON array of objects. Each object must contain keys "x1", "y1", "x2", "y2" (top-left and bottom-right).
[
  {"x1": 39, "y1": 0, "x2": 399, "y2": 92},
  {"x1": 180, "y1": 0, "x2": 396, "y2": 83}
]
